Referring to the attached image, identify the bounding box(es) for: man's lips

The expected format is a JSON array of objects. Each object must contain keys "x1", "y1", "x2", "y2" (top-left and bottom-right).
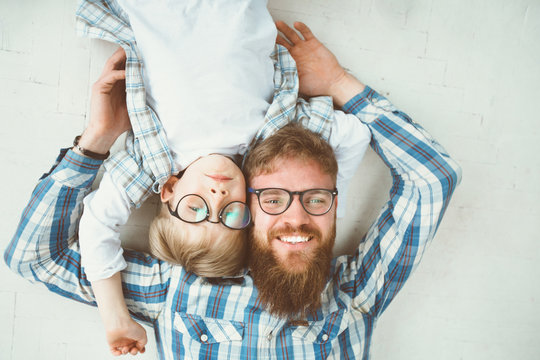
[{"x1": 206, "y1": 174, "x2": 233, "y2": 182}]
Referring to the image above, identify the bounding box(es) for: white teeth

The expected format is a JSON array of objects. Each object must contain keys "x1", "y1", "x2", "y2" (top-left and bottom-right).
[{"x1": 279, "y1": 236, "x2": 310, "y2": 244}]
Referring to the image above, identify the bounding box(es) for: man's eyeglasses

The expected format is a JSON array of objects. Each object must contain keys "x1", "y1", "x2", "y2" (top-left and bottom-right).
[
  {"x1": 168, "y1": 194, "x2": 251, "y2": 230},
  {"x1": 248, "y1": 187, "x2": 338, "y2": 216}
]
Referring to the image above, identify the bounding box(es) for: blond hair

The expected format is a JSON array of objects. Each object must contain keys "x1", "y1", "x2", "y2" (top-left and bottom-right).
[
  {"x1": 149, "y1": 204, "x2": 247, "y2": 277},
  {"x1": 243, "y1": 123, "x2": 338, "y2": 184}
]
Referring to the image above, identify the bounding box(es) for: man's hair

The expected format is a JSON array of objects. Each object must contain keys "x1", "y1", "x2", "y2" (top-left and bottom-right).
[
  {"x1": 243, "y1": 123, "x2": 338, "y2": 184},
  {"x1": 148, "y1": 204, "x2": 247, "y2": 277}
]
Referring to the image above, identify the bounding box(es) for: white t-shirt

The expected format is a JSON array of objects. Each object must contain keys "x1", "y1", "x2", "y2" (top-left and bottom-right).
[
  {"x1": 117, "y1": 0, "x2": 276, "y2": 168},
  {"x1": 79, "y1": 0, "x2": 371, "y2": 281}
]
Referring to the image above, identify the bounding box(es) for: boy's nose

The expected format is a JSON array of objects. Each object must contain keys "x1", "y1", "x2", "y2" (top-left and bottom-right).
[{"x1": 210, "y1": 187, "x2": 229, "y2": 197}]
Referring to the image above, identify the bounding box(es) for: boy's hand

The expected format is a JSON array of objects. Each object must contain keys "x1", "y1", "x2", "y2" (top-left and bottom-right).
[
  {"x1": 275, "y1": 21, "x2": 365, "y2": 107},
  {"x1": 107, "y1": 318, "x2": 147, "y2": 356},
  {"x1": 78, "y1": 47, "x2": 131, "y2": 155}
]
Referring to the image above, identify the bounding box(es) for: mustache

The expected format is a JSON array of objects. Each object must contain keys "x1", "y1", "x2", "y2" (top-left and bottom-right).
[{"x1": 267, "y1": 224, "x2": 322, "y2": 241}]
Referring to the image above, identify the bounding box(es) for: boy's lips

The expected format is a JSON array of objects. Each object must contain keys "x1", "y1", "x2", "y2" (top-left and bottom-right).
[{"x1": 206, "y1": 174, "x2": 233, "y2": 182}]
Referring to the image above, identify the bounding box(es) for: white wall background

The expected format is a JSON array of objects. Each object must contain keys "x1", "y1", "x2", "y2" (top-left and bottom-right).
[{"x1": 1, "y1": 0, "x2": 539, "y2": 359}]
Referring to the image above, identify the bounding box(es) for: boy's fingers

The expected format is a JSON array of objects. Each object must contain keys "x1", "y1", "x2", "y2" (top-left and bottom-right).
[
  {"x1": 275, "y1": 20, "x2": 302, "y2": 43},
  {"x1": 110, "y1": 349, "x2": 122, "y2": 356},
  {"x1": 294, "y1": 22, "x2": 314, "y2": 40}
]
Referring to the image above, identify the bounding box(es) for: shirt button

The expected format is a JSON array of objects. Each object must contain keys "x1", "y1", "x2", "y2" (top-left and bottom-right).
[
  {"x1": 321, "y1": 333, "x2": 329, "y2": 342},
  {"x1": 200, "y1": 334, "x2": 208, "y2": 342},
  {"x1": 267, "y1": 332, "x2": 273, "y2": 341}
]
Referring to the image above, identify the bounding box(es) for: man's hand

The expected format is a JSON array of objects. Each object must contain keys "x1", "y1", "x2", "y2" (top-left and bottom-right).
[
  {"x1": 106, "y1": 319, "x2": 147, "y2": 356},
  {"x1": 276, "y1": 21, "x2": 365, "y2": 107},
  {"x1": 77, "y1": 47, "x2": 131, "y2": 155}
]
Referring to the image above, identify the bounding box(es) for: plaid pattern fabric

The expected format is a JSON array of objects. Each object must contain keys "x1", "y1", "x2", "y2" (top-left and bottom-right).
[
  {"x1": 5, "y1": 84, "x2": 462, "y2": 359},
  {"x1": 76, "y1": 0, "x2": 334, "y2": 208}
]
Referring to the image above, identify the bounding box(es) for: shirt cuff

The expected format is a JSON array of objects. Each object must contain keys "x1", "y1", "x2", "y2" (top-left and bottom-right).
[
  {"x1": 49, "y1": 148, "x2": 103, "y2": 189},
  {"x1": 342, "y1": 86, "x2": 377, "y2": 115}
]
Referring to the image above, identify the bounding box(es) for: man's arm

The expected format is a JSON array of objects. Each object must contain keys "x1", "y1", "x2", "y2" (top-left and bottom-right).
[
  {"x1": 276, "y1": 21, "x2": 365, "y2": 106},
  {"x1": 342, "y1": 86, "x2": 462, "y2": 315},
  {"x1": 4, "y1": 48, "x2": 169, "y2": 325},
  {"x1": 277, "y1": 22, "x2": 462, "y2": 315}
]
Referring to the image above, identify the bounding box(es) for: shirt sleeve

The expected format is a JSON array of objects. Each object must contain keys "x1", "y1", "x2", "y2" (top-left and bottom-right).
[
  {"x1": 328, "y1": 110, "x2": 371, "y2": 218},
  {"x1": 79, "y1": 171, "x2": 132, "y2": 281},
  {"x1": 3, "y1": 149, "x2": 169, "y2": 324},
  {"x1": 337, "y1": 86, "x2": 462, "y2": 316}
]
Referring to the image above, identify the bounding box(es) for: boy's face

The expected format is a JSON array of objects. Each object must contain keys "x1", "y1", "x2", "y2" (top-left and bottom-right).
[{"x1": 164, "y1": 155, "x2": 247, "y2": 225}]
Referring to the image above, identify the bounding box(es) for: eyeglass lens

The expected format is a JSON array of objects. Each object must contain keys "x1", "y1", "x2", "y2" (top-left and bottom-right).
[
  {"x1": 177, "y1": 195, "x2": 207, "y2": 222},
  {"x1": 221, "y1": 202, "x2": 251, "y2": 229},
  {"x1": 258, "y1": 189, "x2": 334, "y2": 215},
  {"x1": 177, "y1": 195, "x2": 250, "y2": 229}
]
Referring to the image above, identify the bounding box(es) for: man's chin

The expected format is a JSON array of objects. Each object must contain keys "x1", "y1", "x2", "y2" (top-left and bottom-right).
[
  {"x1": 248, "y1": 224, "x2": 336, "y2": 318},
  {"x1": 270, "y1": 238, "x2": 318, "y2": 273}
]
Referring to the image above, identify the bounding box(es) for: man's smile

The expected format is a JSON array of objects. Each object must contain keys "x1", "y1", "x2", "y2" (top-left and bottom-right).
[{"x1": 277, "y1": 235, "x2": 312, "y2": 244}]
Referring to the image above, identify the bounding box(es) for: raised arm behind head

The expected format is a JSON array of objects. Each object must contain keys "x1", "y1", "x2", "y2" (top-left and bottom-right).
[
  {"x1": 75, "y1": 47, "x2": 131, "y2": 157},
  {"x1": 275, "y1": 21, "x2": 365, "y2": 106}
]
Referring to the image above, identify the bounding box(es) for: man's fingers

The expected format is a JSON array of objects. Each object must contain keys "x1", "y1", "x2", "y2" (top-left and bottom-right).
[
  {"x1": 294, "y1": 22, "x2": 315, "y2": 40},
  {"x1": 98, "y1": 69, "x2": 126, "y2": 90},
  {"x1": 275, "y1": 20, "x2": 302, "y2": 43},
  {"x1": 103, "y1": 47, "x2": 127, "y2": 73},
  {"x1": 276, "y1": 35, "x2": 292, "y2": 50}
]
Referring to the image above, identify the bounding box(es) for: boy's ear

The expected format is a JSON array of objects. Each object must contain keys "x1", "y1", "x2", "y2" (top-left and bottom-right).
[{"x1": 161, "y1": 176, "x2": 179, "y2": 203}]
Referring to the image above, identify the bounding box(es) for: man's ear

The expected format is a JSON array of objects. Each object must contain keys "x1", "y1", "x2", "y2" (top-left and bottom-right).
[{"x1": 160, "y1": 176, "x2": 179, "y2": 203}]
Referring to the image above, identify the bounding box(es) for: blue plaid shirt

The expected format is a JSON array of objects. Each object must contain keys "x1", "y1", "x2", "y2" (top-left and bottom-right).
[{"x1": 5, "y1": 85, "x2": 462, "y2": 359}]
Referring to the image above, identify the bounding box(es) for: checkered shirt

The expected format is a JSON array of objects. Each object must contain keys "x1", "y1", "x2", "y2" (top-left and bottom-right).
[{"x1": 5, "y1": 83, "x2": 462, "y2": 359}]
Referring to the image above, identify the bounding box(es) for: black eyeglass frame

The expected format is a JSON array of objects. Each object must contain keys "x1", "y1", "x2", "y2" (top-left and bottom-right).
[
  {"x1": 247, "y1": 187, "x2": 338, "y2": 216},
  {"x1": 167, "y1": 194, "x2": 251, "y2": 230}
]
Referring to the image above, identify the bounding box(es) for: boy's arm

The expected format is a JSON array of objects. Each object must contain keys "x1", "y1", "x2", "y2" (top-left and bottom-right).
[
  {"x1": 79, "y1": 173, "x2": 149, "y2": 356},
  {"x1": 92, "y1": 274, "x2": 147, "y2": 355},
  {"x1": 79, "y1": 172, "x2": 130, "y2": 282}
]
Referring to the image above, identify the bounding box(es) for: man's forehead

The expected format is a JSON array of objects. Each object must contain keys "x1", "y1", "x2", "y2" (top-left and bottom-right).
[{"x1": 249, "y1": 157, "x2": 334, "y2": 190}]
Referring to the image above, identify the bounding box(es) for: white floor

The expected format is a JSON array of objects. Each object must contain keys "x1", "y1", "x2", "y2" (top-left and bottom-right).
[{"x1": 1, "y1": 0, "x2": 539, "y2": 359}]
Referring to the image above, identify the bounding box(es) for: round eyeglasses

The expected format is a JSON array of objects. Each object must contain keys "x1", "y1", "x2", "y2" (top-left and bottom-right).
[
  {"x1": 248, "y1": 187, "x2": 338, "y2": 216},
  {"x1": 168, "y1": 194, "x2": 251, "y2": 230}
]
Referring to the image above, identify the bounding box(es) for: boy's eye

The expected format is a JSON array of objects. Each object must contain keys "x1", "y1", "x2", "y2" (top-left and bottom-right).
[{"x1": 189, "y1": 206, "x2": 204, "y2": 212}]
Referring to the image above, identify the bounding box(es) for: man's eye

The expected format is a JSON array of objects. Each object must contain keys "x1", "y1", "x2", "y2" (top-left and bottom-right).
[
  {"x1": 262, "y1": 198, "x2": 285, "y2": 206},
  {"x1": 306, "y1": 198, "x2": 325, "y2": 204}
]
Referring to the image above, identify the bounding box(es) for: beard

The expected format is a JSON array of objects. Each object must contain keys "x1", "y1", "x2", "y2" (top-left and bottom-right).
[{"x1": 248, "y1": 223, "x2": 336, "y2": 318}]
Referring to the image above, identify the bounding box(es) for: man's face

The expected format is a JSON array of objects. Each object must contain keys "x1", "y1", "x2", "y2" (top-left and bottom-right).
[{"x1": 248, "y1": 157, "x2": 337, "y2": 273}]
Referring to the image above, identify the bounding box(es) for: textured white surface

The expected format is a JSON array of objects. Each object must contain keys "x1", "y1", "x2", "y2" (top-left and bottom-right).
[{"x1": 1, "y1": 0, "x2": 539, "y2": 359}]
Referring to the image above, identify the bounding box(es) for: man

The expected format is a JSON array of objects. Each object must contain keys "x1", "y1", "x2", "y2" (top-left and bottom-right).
[{"x1": 5, "y1": 21, "x2": 461, "y2": 360}]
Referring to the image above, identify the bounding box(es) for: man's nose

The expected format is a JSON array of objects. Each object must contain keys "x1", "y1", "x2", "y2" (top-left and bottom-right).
[{"x1": 281, "y1": 196, "x2": 310, "y2": 227}]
